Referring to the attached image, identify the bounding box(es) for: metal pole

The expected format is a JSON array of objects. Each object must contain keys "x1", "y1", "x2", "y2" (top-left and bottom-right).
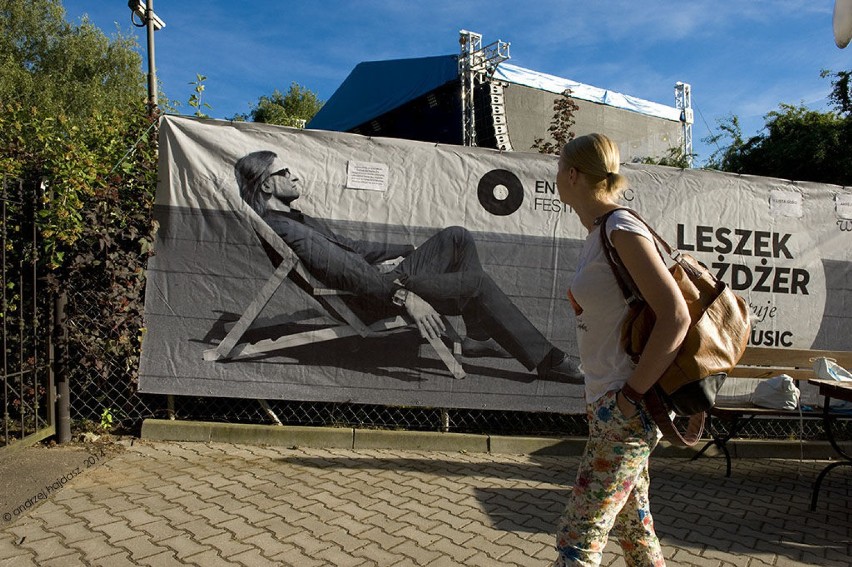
[
  {"x1": 2, "y1": 184, "x2": 8, "y2": 446},
  {"x1": 146, "y1": 0, "x2": 158, "y2": 114},
  {"x1": 54, "y1": 291, "x2": 71, "y2": 443}
]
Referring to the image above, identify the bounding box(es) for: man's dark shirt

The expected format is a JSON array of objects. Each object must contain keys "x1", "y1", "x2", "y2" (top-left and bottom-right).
[{"x1": 262, "y1": 209, "x2": 414, "y2": 301}]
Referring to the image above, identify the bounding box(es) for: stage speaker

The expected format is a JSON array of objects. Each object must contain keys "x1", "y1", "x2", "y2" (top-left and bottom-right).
[{"x1": 474, "y1": 82, "x2": 513, "y2": 151}]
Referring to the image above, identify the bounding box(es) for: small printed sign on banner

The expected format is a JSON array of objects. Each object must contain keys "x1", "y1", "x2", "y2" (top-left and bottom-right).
[
  {"x1": 835, "y1": 193, "x2": 852, "y2": 220},
  {"x1": 769, "y1": 189, "x2": 804, "y2": 218},
  {"x1": 346, "y1": 161, "x2": 389, "y2": 192}
]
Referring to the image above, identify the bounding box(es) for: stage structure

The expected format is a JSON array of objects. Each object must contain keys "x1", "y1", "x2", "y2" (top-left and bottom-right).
[
  {"x1": 308, "y1": 31, "x2": 691, "y2": 163},
  {"x1": 458, "y1": 30, "x2": 511, "y2": 148}
]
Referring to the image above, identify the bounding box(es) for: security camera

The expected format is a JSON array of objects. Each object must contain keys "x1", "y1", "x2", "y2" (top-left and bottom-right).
[{"x1": 128, "y1": 0, "x2": 165, "y2": 30}]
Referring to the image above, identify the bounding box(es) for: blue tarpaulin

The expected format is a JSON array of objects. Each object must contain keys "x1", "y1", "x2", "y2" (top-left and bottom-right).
[{"x1": 307, "y1": 55, "x2": 459, "y2": 132}]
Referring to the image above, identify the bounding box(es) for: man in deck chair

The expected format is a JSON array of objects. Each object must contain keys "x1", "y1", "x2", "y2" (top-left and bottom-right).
[{"x1": 234, "y1": 150, "x2": 583, "y2": 383}]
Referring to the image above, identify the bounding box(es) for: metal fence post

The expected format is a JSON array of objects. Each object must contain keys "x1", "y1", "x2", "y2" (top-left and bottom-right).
[{"x1": 54, "y1": 291, "x2": 71, "y2": 443}]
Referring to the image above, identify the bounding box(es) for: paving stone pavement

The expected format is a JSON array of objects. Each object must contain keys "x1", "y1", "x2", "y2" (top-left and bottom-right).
[{"x1": 0, "y1": 440, "x2": 849, "y2": 566}]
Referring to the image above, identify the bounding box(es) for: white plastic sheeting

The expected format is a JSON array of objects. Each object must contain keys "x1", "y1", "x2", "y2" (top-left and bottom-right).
[
  {"x1": 494, "y1": 63, "x2": 683, "y2": 122},
  {"x1": 139, "y1": 116, "x2": 852, "y2": 413}
]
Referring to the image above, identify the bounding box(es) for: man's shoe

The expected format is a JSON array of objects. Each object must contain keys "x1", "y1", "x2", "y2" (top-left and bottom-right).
[
  {"x1": 541, "y1": 354, "x2": 584, "y2": 384},
  {"x1": 461, "y1": 337, "x2": 512, "y2": 358}
]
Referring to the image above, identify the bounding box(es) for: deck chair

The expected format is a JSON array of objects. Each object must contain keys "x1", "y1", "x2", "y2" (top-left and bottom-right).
[{"x1": 202, "y1": 187, "x2": 466, "y2": 380}]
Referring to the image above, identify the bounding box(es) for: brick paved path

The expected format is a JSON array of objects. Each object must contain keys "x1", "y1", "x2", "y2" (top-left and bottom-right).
[{"x1": 0, "y1": 441, "x2": 849, "y2": 566}]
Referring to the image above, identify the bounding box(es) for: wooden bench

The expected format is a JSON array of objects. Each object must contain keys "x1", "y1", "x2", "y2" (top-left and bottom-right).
[{"x1": 692, "y1": 346, "x2": 852, "y2": 477}]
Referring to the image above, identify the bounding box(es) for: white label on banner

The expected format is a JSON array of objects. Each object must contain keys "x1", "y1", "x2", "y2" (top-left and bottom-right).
[
  {"x1": 769, "y1": 190, "x2": 803, "y2": 218},
  {"x1": 835, "y1": 193, "x2": 852, "y2": 220},
  {"x1": 346, "y1": 161, "x2": 388, "y2": 192}
]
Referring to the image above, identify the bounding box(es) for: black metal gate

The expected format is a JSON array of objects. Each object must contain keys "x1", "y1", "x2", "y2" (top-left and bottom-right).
[{"x1": 1, "y1": 178, "x2": 55, "y2": 450}]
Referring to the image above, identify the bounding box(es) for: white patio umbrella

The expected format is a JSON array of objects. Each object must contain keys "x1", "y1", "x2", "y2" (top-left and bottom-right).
[{"x1": 835, "y1": 0, "x2": 852, "y2": 48}]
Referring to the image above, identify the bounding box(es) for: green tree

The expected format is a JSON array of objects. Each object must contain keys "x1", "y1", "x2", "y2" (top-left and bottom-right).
[
  {"x1": 0, "y1": 0, "x2": 157, "y2": 403},
  {"x1": 1, "y1": 0, "x2": 150, "y2": 263},
  {"x1": 243, "y1": 82, "x2": 324, "y2": 127},
  {"x1": 822, "y1": 69, "x2": 851, "y2": 116},
  {"x1": 637, "y1": 146, "x2": 694, "y2": 169},
  {"x1": 706, "y1": 105, "x2": 850, "y2": 185},
  {"x1": 531, "y1": 89, "x2": 579, "y2": 155},
  {"x1": 705, "y1": 71, "x2": 852, "y2": 186},
  {"x1": 0, "y1": 0, "x2": 144, "y2": 122},
  {"x1": 703, "y1": 114, "x2": 746, "y2": 172}
]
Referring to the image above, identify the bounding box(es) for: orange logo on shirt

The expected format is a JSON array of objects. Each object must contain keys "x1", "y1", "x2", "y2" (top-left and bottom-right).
[{"x1": 567, "y1": 289, "x2": 583, "y2": 316}]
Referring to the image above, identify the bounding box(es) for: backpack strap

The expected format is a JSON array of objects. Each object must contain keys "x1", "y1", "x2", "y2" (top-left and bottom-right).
[
  {"x1": 597, "y1": 208, "x2": 644, "y2": 307},
  {"x1": 644, "y1": 387, "x2": 705, "y2": 447}
]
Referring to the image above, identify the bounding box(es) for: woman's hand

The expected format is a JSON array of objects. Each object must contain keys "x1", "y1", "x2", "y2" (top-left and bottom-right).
[{"x1": 404, "y1": 292, "x2": 446, "y2": 339}]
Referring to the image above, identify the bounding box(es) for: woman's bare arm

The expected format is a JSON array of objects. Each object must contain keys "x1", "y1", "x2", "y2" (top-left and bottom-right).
[{"x1": 610, "y1": 229, "x2": 690, "y2": 410}]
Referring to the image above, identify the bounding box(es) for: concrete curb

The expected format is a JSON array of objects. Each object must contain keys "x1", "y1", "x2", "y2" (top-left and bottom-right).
[
  {"x1": 140, "y1": 419, "x2": 839, "y2": 460},
  {"x1": 354, "y1": 428, "x2": 488, "y2": 452},
  {"x1": 141, "y1": 419, "x2": 354, "y2": 448}
]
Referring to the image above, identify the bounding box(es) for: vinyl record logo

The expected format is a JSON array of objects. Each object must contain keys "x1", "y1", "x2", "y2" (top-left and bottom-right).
[{"x1": 477, "y1": 169, "x2": 524, "y2": 216}]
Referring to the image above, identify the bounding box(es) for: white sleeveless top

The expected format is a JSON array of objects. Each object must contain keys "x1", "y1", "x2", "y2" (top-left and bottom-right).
[{"x1": 569, "y1": 210, "x2": 654, "y2": 404}]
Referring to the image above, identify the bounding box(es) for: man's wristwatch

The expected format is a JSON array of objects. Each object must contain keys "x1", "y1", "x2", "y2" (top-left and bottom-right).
[{"x1": 392, "y1": 288, "x2": 409, "y2": 307}]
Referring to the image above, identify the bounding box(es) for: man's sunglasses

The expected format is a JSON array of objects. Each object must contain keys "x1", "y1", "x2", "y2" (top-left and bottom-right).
[{"x1": 261, "y1": 168, "x2": 292, "y2": 190}]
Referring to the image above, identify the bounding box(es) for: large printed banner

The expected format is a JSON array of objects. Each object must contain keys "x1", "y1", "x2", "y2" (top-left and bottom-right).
[{"x1": 139, "y1": 115, "x2": 852, "y2": 413}]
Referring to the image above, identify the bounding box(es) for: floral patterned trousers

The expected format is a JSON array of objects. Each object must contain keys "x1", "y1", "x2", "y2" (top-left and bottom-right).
[{"x1": 553, "y1": 390, "x2": 665, "y2": 566}]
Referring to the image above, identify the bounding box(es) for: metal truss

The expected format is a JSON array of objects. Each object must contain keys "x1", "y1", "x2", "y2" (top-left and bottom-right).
[
  {"x1": 675, "y1": 82, "x2": 694, "y2": 167},
  {"x1": 458, "y1": 30, "x2": 510, "y2": 147}
]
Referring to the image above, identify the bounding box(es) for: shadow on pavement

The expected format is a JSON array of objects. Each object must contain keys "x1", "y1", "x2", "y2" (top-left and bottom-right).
[{"x1": 277, "y1": 453, "x2": 851, "y2": 564}]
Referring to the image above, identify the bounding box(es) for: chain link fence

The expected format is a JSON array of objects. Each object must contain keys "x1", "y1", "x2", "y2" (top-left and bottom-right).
[
  {"x1": 63, "y1": 283, "x2": 850, "y2": 442},
  {"x1": 65, "y1": 271, "x2": 593, "y2": 436}
]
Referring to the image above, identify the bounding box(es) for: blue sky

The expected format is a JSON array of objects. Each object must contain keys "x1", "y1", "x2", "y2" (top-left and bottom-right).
[{"x1": 62, "y1": 1, "x2": 848, "y2": 166}]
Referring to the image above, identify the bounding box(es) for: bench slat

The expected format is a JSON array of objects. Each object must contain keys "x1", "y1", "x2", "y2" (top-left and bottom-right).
[
  {"x1": 737, "y1": 347, "x2": 852, "y2": 369},
  {"x1": 711, "y1": 405, "x2": 823, "y2": 416},
  {"x1": 728, "y1": 367, "x2": 814, "y2": 380}
]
